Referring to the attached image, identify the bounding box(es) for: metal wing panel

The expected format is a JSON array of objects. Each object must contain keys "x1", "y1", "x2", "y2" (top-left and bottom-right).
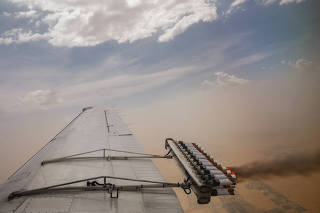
[{"x1": 0, "y1": 107, "x2": 183, "y2": 213}]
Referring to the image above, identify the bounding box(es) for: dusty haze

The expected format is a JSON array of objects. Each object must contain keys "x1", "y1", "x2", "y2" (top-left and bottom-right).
[
  {"x1": 125, "y1": 66, "x2": 320, "y2": 212},
  {"x1": 1, "y1": 64, "x2": 320, "y2": 212}
]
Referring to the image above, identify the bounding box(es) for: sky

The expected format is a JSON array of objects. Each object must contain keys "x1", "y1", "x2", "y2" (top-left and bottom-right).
[{"x1": 0, "y1": 0, "x2": 320, "y2": 212}]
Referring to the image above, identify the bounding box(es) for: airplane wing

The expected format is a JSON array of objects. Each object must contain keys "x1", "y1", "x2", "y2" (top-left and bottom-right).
[{"x1": 0, "y1": 107, "x2": 184, "y2": 213}]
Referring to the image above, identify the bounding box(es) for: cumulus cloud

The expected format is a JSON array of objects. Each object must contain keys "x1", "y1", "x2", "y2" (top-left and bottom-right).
[
  {"x1": 1, "y1": 0, "x2": 309, "y2": 46},
  {"x1": 0, "y1": 0, "x2": 217, "y2": 47},
  {"x1": 202, "y1": 71, "x2": 249, "y2": 88}
]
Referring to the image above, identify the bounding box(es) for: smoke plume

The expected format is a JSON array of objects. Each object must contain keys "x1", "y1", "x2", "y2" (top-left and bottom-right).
[{"x1": 233, "y1": 150, "x2": 320, "y2": 181}]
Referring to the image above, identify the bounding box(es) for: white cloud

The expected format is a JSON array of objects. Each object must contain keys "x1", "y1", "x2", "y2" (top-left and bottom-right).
[
  {"x1": 259, "y1": 0, "x2": 306, "y2": 5},
  {"x1": 3, "y1": 12, "x2": 11, "y2": 16},
  {"x1": 231, "y1": 0, "x2": 248, "y2": 7},
  {"x1": 16, "y1": 66, "x2": 198, "y2": 111},
  {"x1": 288, "y1": 58, "x2": 312, "y2": 71},
  {"x1": 14, "y1": 10, "x2": 38, "y2": 18},
  {"x1": 202, "y1": 71, "x2": 249, "y2": 88},
  {"x1": 227, "y1": 0, "x2": 248, "y2": 14},
  {"x1": 201, "y1": 79, "x2": 216, "y2": 87},
  {"x1": 279, "y1": 0, "x2": 306, "y2": 5},
  {"x1": 224, "y1": 52, "x2": 270, "y2": 70},
  {"x1": 22, "y1": 89, "x2": 59, "y2": 106},
  {"x1": 227, "y1": 0, "x2": 307, "y2": 14},
  {"x1": 1, "y1": 0, "x2": 308, "y2": 46},
  {"x1": 59, "y1": 66, "x2": 198, "y2": 102},
  {"x1": 126, "y1": 0, "x2": 142, "y2": 8},
  {"x1": 1, "y1": 10, "x2": 39, "y2": 20},
  {"x1": 259, "y1": 0, "x2": 278, "y2": 5},
  {"x1": 0, "y1": 37, "x2": 13, "y2": 45},
  {"x1": 2, "y1": 0, "x2": 218, "y2": 47},
  {"x1": 0, "y1": 28, "x2": 49, "y2": 45},
  {"x1": 215, "y1": 71, "x2": 249, "y2": 87},
  {"x1": 158, "y1": 1, "x2": 217, "y2": 42}
]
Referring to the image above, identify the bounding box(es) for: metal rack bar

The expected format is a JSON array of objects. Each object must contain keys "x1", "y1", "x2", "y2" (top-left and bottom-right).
[
  {"x1": 41, "y1": 155, "x2": 172, "y2": 165},
  {"x1": 8, "y1": 176, "x2": 186, "y2": 201},
  {"x1": 41, "y1": 148, "x2": 172, "y2": 165}
]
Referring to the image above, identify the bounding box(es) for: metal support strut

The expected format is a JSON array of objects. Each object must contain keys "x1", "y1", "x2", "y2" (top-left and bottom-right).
[
  {"x1": 41, "y1": 148, "x2": 172, "y2": 165},
  {"x1": 8, "y1": 175, "x2": 191, "y2": 201}
]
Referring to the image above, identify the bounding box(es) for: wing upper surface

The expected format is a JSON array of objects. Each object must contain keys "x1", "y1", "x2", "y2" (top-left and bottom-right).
[{"x1": 0, "y1": 107, "x2": 183, "y2": 213}]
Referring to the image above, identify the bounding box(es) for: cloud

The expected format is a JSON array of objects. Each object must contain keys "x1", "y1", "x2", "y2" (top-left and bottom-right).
[
  {"x1": 158, "y1": 2, "x2": 217, "y2": 42},
  {"x1": 201, "y1": 79, "x2": 216, "y2": 87},
  {"x1": 202, "y1": 71, "x2": 249, "y2": 88},
  {"x1": 227, "y1": 0, "x2": 307, "y2": 14},
  {"x1": 283, "y1": 58, "x2": 320, "y2": 75},
  {"x1": 0, "y1": 28, "x2": 49, "y2": 45},
  {"x1": 259, "y1": 0, "x2": 278, "y2": 5},
  {"x1": 288, "y1": 58, "x2": 312, "y2": 71},
  {"x1": 227, "y1": 0, "x2": 248, "y2": 14},
  {"x1": 279, "y1": 0, "x2": 306, "y2": 5},
  {"x1": 1, "y1": 0, "x2": 308, "y2": 46},
  {"x1": 4, "y1": 10, "x2": 39, "y2": 19},
  {"x1": 224, "y1": 52, "x2": 271, "y2": 71},
  {"x1": 22, "y1": 89, "x2": 59, "y2": 106},
  {"x1": 1, "y1": 0, "x2": 218, "y2": 47},
  {"x1": 231, "y1": 0, "x2": 248, "y2": 7},
  {"x1": 14, "y1": 66, "x2": 198, "y2": 111},
  {"x1": 259, "y1": 0, "x2": 307, "y2": 5},
  {"x1": 60, "y1": 66, "x2": 198, "y2": 103}
]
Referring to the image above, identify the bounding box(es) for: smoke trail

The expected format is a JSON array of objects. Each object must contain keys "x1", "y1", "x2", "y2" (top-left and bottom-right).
[{"x1": 232, "y1": 150, "x2": 320, "y2": 181}]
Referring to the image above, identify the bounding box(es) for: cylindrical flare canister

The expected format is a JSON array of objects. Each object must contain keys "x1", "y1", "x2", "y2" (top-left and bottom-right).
[
  {"x1": 209, "y1": 170, "x2": 224, "y2": 176},
  {"x1": 199, "y1": 159, "x2": 212, "y2": 165},
  {"x1": 213, "y1": 174, "x2": 227, "y2": 179},
  {"x1": 193, "y1": 154, "x2": 207, "y2": 159},
  {"x1": 205, "y1": 166, "x2": 218, "y2": 171},
  {"x1": 218, "y1": 179, "x2": 233, "y2": 186},
  {"x1": 201, "y1": 174, "x2": 211, "y2": 180},
  {"x1": 201, "y1": 161, "x2": 213, "y2": 166},
  {"x1": 187, "y1": 146, "x2": 197, "y2": 150},
  {"x1": 215, "y1": 189, "x2": 232, "y2": 195},
  {"x1": 198, "y1": 158, "x2": 210, "y2": 163}
]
